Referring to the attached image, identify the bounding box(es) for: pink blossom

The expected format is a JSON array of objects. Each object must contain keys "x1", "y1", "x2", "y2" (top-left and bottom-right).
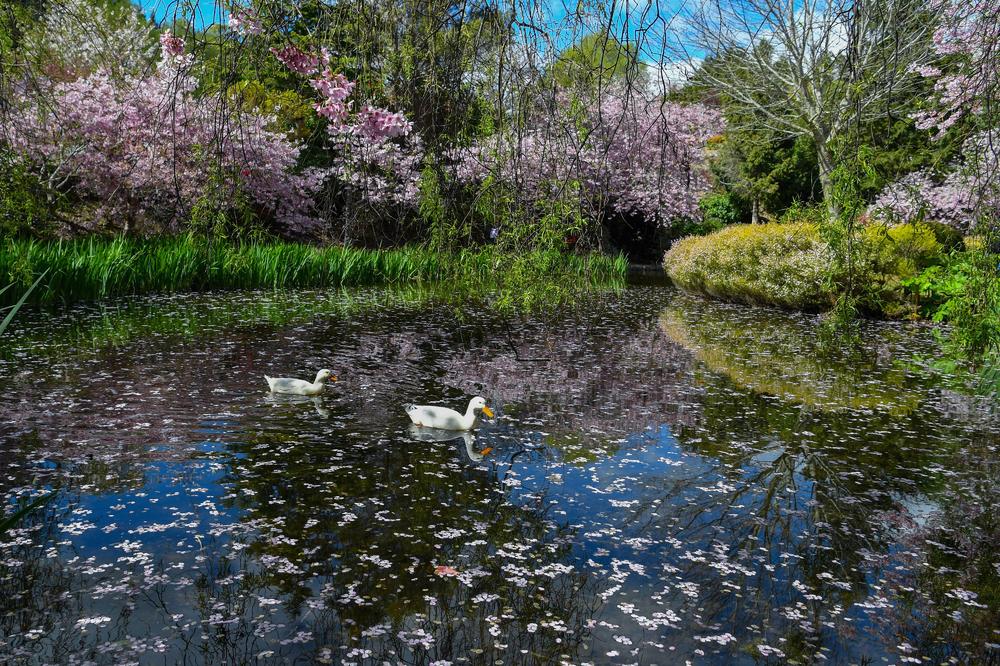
[
  {"x1": 451, "y1": 85, "x2": 723, "y2": 225},
  {"x1": 355, "y1": 106, "x2": 412, "y2": 140},
  {"x1": 159, "y1": 32, "x2": 185, "y2": 58},
  {"x1": 11, "y1": 42, "x2": 328, "y2": 233},
  {"x1": 269, "y1": 44, "x2": 319, "y2": 75},
  {"x1": 914, "y1": 0, "x2": 1000, "y2": 135},
  {"x1": 228, "y1": 6, "x2": 262, "y2": 36},
  {"x1": 870, "y1": 132, "x2": 1000, "y2": 231}
]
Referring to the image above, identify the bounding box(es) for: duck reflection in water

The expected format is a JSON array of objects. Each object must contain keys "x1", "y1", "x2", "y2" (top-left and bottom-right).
[
  {"x1": 407, "y1": 425, "x2": 493, "y2": 462},
  {"x1": 265, "y1": 393, "x2": 331, "y2": 418}
]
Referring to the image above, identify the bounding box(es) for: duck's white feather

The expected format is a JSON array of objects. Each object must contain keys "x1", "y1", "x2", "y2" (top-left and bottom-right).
[
  {"x1": 406, "y1": 405, "x2": 469, "y2": 430},
  {"x1": 264, "y1": 369, "x2": 333, "y2": 396},
  {"x1": 405, "y1": 397, "x2": 492, "y2": 431}
]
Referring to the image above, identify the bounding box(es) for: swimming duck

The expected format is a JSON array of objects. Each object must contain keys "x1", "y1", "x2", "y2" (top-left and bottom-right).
[
  {"x1": 405, "y1": 396, "x2": 494, "y2": 431},
  {"x1": 264, "y1": 369, "x2": 336, "y2": 396}
]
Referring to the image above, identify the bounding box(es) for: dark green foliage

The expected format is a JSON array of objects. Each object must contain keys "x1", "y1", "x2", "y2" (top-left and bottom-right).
[
  {"x1": 711, "y1": 129, "x2": 820, "y2": 223},
  {"x1": 660, "y1": 193, "x2": 740, "y2": 247},
  {"x1": 0, "y1": 152, "x2": 58, "y2": 238},
  {"x1": 697, "y1": 192, "x2": 740, "y2": 228},
  {"x1": 852, "y1": 91, "x2": 971, "y2": 201}
]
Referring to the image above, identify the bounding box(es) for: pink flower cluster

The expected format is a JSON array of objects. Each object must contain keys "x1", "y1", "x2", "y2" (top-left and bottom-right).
[
  {"x1": 11, "y1": 32, "x2": 328, "y2": 232},
  {"x1": 273, "y1": 46, "x2": 418, "y2": 207},
  {"x1": 329, "y1": 134, "x2": 424, "y2": 206},
  {"x1": 355, "y1": 106, "x2": 411, "y2": 141},
  {"x1": 310, "y1": 71, "x2": 355, "y2": 128},
  {"x1": 269, "y1": 44, "x2": 319, "y2": 76},
  {"x1": 871, "y1": 171, "x2": 979, "y2": 232},
  {"x1": 913, "y1": 0, "x2": 1000, "y2": 135},
  {"x1": 880, "y1": 2, "x2": 1000, "y2": 231},
  {"x1": 159, "y1": 32, "x2": 186, "y2": 59},
  {"x1": 289, "y1": 51, "x2": 413, "y2": 142},
  {"x1": 228, "y1": 6, "x2": 262, "y2": 36},
  {"x1": 450, "y1": 86, "x2": 723, "y2": 225},
  {"x1": 870, "y1": 133, "x2": 1000, "y2": 232}
]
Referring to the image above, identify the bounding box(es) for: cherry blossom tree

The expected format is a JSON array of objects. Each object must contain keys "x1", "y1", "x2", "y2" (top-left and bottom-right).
[
  {"x1": 31, "y1": 0, "x2": 155, "y2": 77},
  {"x1": 270, "y1": 43, "x2": 423, "y2": 216},
  {"x1": 872, "y1": 1, "x2": 1000, "y2": 231},
  {"x1": 8, "y1": 32, "x2": 328, "y2": 233},
  {"x1": 451, "y1": 86, "x2": 722, "y2": 229},
  {"x1": 912, "y1": 0, "x2": 1000, "y2": 136}
]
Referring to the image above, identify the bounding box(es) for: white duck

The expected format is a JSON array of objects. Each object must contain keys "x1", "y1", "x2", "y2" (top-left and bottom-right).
[
  {"x1": 405, "y1": 396, "x2": 494, "y2": 431},
  {"x1": 264, "y1": 369, "x2": 336, "y2": 396}
]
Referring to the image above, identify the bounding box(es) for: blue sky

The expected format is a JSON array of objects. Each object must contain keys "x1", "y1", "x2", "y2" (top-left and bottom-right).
[
  {"x1": 132, "y1": 0, "x2": 697, "y2": 86},
  {"x1": 135, "y1": 0, "x2": 227, "y2": 28}
]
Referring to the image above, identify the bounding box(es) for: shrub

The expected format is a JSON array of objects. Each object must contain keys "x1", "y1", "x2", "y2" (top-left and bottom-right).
[
  {"x1": 698, "y1": 192, "x2": 740, "y2": 228},
  {"x1": 862, "y1": 222, "x2": 941, "y2": 276},
  {"x1": 923, "y1": 220, "x2": 965, "y2": 252},
  {"x1": 662, "y1": 223, "x2": 834, "y2": 310},
  {"x1": 663, "y1": 220, "x2": 952, "y2": 317},
  {"x1": 856, "y1": 222, "x2": 944, "y2": 317},
  {"x1": 0, "y1": 153, "x2": 57, "y2": 238},
  {"x1": 779, "y1": 201, "x2": 828, "y2": 226}
]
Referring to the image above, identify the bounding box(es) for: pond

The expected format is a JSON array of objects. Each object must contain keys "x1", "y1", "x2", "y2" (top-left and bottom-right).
[{"x1": 1, "y1": 284, "x2": 997, "y2": 665}]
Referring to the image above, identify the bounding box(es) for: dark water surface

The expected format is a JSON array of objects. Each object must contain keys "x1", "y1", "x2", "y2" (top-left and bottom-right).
[{"x1": 1, "y1": 285, "x2": 997, "y2": 665}]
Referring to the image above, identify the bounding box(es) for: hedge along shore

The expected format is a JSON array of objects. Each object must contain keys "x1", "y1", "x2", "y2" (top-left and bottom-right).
[
  {"x1": 662, "y1": 221, "x2": 959, "y2": 316},
  {"x1": 0, "y1": 236, "x2": 627, "y2": 306},
  {"x1": 663, "y1": 223, "x2": 835, "y2": 310}
]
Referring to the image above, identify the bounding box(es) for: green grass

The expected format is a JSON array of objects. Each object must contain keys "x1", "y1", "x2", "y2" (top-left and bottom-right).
[{"x1": 0, "y1": 236, "x2": 627, "y2": 307}]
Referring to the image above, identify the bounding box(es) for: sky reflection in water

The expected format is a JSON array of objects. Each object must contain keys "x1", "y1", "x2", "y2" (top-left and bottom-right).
[{"x1": 0, "y1": 286, "x2": 997, "y2": 665}]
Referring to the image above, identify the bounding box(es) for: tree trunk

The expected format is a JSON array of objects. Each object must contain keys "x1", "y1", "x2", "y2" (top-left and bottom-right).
[
  {"x1": 815, "y1": 138, "x2": 839, "y2": 223},
  {"x1": 751, "y1": 198, "x2": 759, "y2": 225}
]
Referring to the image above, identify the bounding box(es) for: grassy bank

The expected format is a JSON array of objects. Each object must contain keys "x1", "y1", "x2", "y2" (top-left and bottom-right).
[{"x1": 0, "y1": 236, "x2": 627, "y2": 306}]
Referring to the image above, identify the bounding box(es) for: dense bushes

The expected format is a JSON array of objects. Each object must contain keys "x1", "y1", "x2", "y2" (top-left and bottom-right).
[
  {"x1": 0, "y1": 154, "x2": 56, "y2": 238},
  {"x1": 856, "y1": 222, "x2": 943, "y2": 317},
  {"x1": 663, "y1": 223, "x2": 834, "y2": 310},
  {"x1": 663, "y1": 221, "x2": 972, "y2": 316}
]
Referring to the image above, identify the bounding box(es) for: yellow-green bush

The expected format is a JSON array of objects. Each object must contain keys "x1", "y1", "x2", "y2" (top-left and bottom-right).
[
  {"x1": 663, "y1": 221, "x2": 948, "y2": 316},
  {"x1": 663, "y1": 223, "x2": 835, "y2": 310}
]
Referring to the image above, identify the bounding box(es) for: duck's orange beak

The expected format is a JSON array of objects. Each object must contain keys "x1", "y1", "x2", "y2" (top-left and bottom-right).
[
  {"x1": 481, "y1": 406, "x2": 494, "y2": 418},
  {"x1": 479, "y1": 447, "x2": 493, "y2": 456}
]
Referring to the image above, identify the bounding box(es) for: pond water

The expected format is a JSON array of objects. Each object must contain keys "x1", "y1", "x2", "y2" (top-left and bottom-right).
[{"x1": 1, "y1": 284, "x2": 997, "y2": 665}]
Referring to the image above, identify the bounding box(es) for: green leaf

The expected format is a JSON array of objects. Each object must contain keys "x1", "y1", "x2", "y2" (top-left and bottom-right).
[
  {"x1": 0, "y1": 269, "x2": 48, "y2": 336},
  {"x1": 0, "y1": 492, "x2": 55, "y2": 534}
]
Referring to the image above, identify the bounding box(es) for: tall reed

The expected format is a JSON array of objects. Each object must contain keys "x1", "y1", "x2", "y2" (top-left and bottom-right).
[{"x1": 0, "y1": 236, "x2": 626, "y2": 306}]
